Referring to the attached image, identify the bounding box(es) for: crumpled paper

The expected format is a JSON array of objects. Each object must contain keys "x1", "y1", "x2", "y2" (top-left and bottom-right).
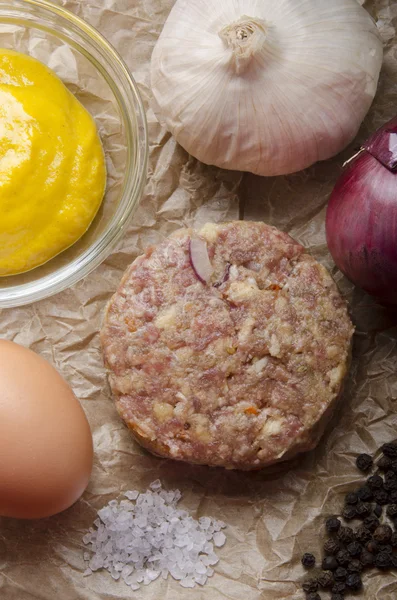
[{"x1": 0, "y1": 1, "x2": 397, "y2": 599}]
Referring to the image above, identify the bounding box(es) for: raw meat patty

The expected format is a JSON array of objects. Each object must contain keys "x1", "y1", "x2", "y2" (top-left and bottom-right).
[{"x1": 101, "y1": 221, "x2": 353, "y2": 470}]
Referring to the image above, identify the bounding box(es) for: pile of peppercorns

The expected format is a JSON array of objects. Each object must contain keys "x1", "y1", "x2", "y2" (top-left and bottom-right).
[{"x1": 300, "y1": 442, "x2": 397, "y2": 599}]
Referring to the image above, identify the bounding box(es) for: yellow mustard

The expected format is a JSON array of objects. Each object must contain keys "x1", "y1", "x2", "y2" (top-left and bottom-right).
[{"x1": 0, "y1": 49, "x2": 106, "y2": 276}]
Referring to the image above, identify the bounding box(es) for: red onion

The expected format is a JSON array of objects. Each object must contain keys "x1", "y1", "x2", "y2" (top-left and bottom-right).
[
  {"x1": 189, "y1": 237, "x2": 213, "y2": 284},
  {"x1": 213, "y1": 263, "x2": 231, "y2": 288},
  {"x1": 326, "y1": 115, "x2": 397, "y2": 304}
]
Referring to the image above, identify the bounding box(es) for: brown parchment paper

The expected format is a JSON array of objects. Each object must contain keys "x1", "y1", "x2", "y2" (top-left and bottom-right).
[{"x1": 1, "y1": 1, "x2": 397, "y2": 599}]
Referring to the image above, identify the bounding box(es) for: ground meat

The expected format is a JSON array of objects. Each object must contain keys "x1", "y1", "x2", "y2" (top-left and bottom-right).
[{"x1": 101, "y1": 221, "x2": 353, "y2": 470}]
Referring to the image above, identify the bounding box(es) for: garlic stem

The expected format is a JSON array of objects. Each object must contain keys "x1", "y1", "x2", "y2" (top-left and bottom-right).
[{"x1": 219, "y1": 16, "x2": 268, "y2": 75}]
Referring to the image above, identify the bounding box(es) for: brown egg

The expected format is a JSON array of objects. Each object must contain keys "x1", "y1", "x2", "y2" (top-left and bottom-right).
[{"x1": 0, "y1": 340, "x2": 93, "y2": 519}]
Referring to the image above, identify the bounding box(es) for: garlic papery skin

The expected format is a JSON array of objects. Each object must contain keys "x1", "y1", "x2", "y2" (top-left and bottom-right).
[
  {"x1": 219, "y1": 16, "x2": 268, "y2": 75},
  {"x1": 150, "y1": 0, "x2": 383, "y2": 177}
]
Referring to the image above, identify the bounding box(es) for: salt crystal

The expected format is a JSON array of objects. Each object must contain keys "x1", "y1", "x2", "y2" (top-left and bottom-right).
[
  {"x1": 150, "y1": 479, "x2": 162, "y2": 491},
  {"x1": 145, "y1": 569, "x2": 160, "y2": 582},
  {"x1": 199, "y1": 517, "x2": 211, "y2": 529},
  {"x1": 98, "y1": 507, "x2": 111, "y2": 521},
  {"x1": 82, "y1": 481, "x2": 227, "y2": 590},
  {"x1": 213, "y1": 531, "x2": 226, "y2": 547},
  {"x1": 125, "y1": 490, "x2": 139, "y2": 500},
  {"x1": 110, "y1": 570, "x2": 120, "y2": 581},
  {"x1": 206, "y1": 553, "x2": 219, "y2": 566},
  {"x1": 169, "y1": 565, "x2": 184, "y2": 580},
  {"x1": 129, "y1": 583, "x2": 140, "y2": 591},
  {"x1": 121, "y1": 565, "x2": 133, "y2": 578},
  {"x1": 195, "y1": 574, "x2": 208, "y2": 585},
  {"x1": 180, "y1": 577, "x2": 195, "y2": 588},
  {"x1": 195, "y1": 561, "x2": 207, "y2": 575}
]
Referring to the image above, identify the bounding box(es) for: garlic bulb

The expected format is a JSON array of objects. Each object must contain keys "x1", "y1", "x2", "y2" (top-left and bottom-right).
[{"x1": 151, "y1": 0, "x2": 383, "y2": 177}]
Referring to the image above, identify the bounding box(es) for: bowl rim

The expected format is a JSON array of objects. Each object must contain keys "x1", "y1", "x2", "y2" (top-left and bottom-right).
[{"x1": 0, "y1": 0, "x2": 148, "y2": 308}]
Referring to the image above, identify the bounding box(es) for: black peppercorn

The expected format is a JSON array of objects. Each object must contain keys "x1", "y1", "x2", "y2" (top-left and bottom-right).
[
  {"x1": 303, "y1": 578, "x2": 318, "y2": 593},
  {"x1": 374, "y1": 489, "x2": 389, "y2": 505},
  {"x1": 391, "y1": 532, "x2": 397, "y2": 548},
  {"x1": 384, "y1": 473, "x2": 397, "y2": 491},
  {"x1": 378, "y1": 544, "x2": 392, "y2": 554},
  {"x1": 360, "y1": 551, "x2": 374, "y2": 567},
  {"x1": 346, "y1": 573, "x2": 362, "y2": 591},
  {"x1": 356, "y1": 453, "x2": 373, "y2": 472},
  {"x1": 334, "y1": 567, "x2": 347, "y2": 581},
  {"x1": 331, "y1": 595, "x2": 344, "y2": 600},
  {"x1": 355, "y1": 525, "x2": 372, "y2": 543},
  {"x1": 347, "y1": 558, "x2": 363, "y2": 572},
  {"x1": 391, "y1": 555, "x2": 397, "y2": 569},
  {"x1": 380, "y1": 442, "x2": 397, "y2": 458},
  {"x1": 324, "y1": 539, "x2": 340, "y2": 555},
  {"x1": 331, "y1": 581, "x2": 346, "y2": 594},
  {"x1": 336, "y1": 549, "x2": 350, "y2": 567},
  {"x1": 384, "y1": 480, "x2": 397, "y2": 492},
  {"x1": 356, "y1": 502, "x2": 372, "y2": 518},
  {"x1": 306, "y1": 592, "x2": 321, "y2": 600},
  {"x1": 385, "y1": 469, "x2": 397, "y2": 481},
  {"x1": 392, "y1": 516, "x2": 397, "y2": 529},
  {"x1": 357, "y1": 485, "x2": 373, "y2": 502},
  {"x1": 306, "y1": 594, "x2": 321, "y2": 600},
  {"x1": 389, "y1": 490, "x2": 397, "y2": 503},
  {"x1": 390, "y1": 460, "x2": 397, "y2": 474},
  {"x1": 317, "y1": 571, "x2": 334, "y2": 589},
  {"x1": 374, "y1": 504, "x2": 383, "y2": 518},
  {"x1": 342, "y1": 505, "x2": 356, "y2": 521},
  {"x1": 326, "y1": 517, "x2": 341, "y2": 534},
  {"x1": 386, "y1": 504, "x2": 397, "y2": 519},
  {"x1": 367, "y1": 474, "x2": 383, "y2": 490},
  {"x1": 363, "y1": 515, "x2": 380, "y2": 533},
  {"x1": 345, "y1": 491, "x2": 358, "y2": 505},
  {"x1": 337, "y1": 526, "x2": 354, "y2": 544},
  {"x1": 366, "y1": 539, "x2": 379, "y2": 554},
  {"x1": 322, "y1": 556, "x2": 338, "y2": 571},
  {"x1": 373, "y1": 524, "x2": 393, "y2": 543},
  {"x1": 347, "y1": 541, "x2": 363, "y2": 557},
  {"x1": 378, "y1": 456, "x2": 392, "y2": 471},
  {"x1": 375, "y1": 552, "x2": 392, "y2": 569},
  {"x1": 301, "y1": 553, "x2": 316, "y2": 568}
]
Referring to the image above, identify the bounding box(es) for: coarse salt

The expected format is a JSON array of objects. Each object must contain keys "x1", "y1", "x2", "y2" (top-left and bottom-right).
[{"x1": 83, "y1": 480, "x2": 226, "y2": 589}]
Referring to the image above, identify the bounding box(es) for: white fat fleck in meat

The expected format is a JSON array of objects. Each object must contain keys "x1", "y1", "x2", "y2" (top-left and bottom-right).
[
  {"x1": 261, "y1": 418, "x2": 284, "y2": 438},
  {"x1": 327, "y1": 345, "x2": 339, "y2": 359},
  {"x1": 269, "y1": 334, "x2": 281, "y2": 358},
  {"x1": 153, "y1": 403, "x2": 174, "y2": 423},
  {"x1": 226, "y1": 279, "x2": 259, "y2": 303},
  {"x1": 155, "y1": 306, "x2": 177, "y2": 329},
  {"x1": 327, "y1": 364, "x2": 346, "y2": 390},
  {"x1": 228, "y1": 264, "x2": 239, "y2": 280},
  {"x1": 250, "y1": 357, "x2": 269, "y2": 373},
  {"x1": 199, "y1": 222, "x2": 219, "y2": 243},
  {"x1": 238, "y1": 317, "x2": 256, "y2": 342}
]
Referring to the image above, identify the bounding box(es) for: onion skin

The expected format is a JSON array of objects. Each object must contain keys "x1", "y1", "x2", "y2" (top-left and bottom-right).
[
  {"x1": 363, "y1": 116, "x2": 397, "y2": 172},
  {"x1": 326, "y1": 149, "x2": 397, "y2": 304},
  {"x1": 189, "y1": 237, "x2": 213, "y2": 284}
]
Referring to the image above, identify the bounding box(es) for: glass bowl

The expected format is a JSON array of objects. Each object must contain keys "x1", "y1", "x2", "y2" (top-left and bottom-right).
[{"x1": 0, "y1": 0, "x2": 148, "y2": 308}]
